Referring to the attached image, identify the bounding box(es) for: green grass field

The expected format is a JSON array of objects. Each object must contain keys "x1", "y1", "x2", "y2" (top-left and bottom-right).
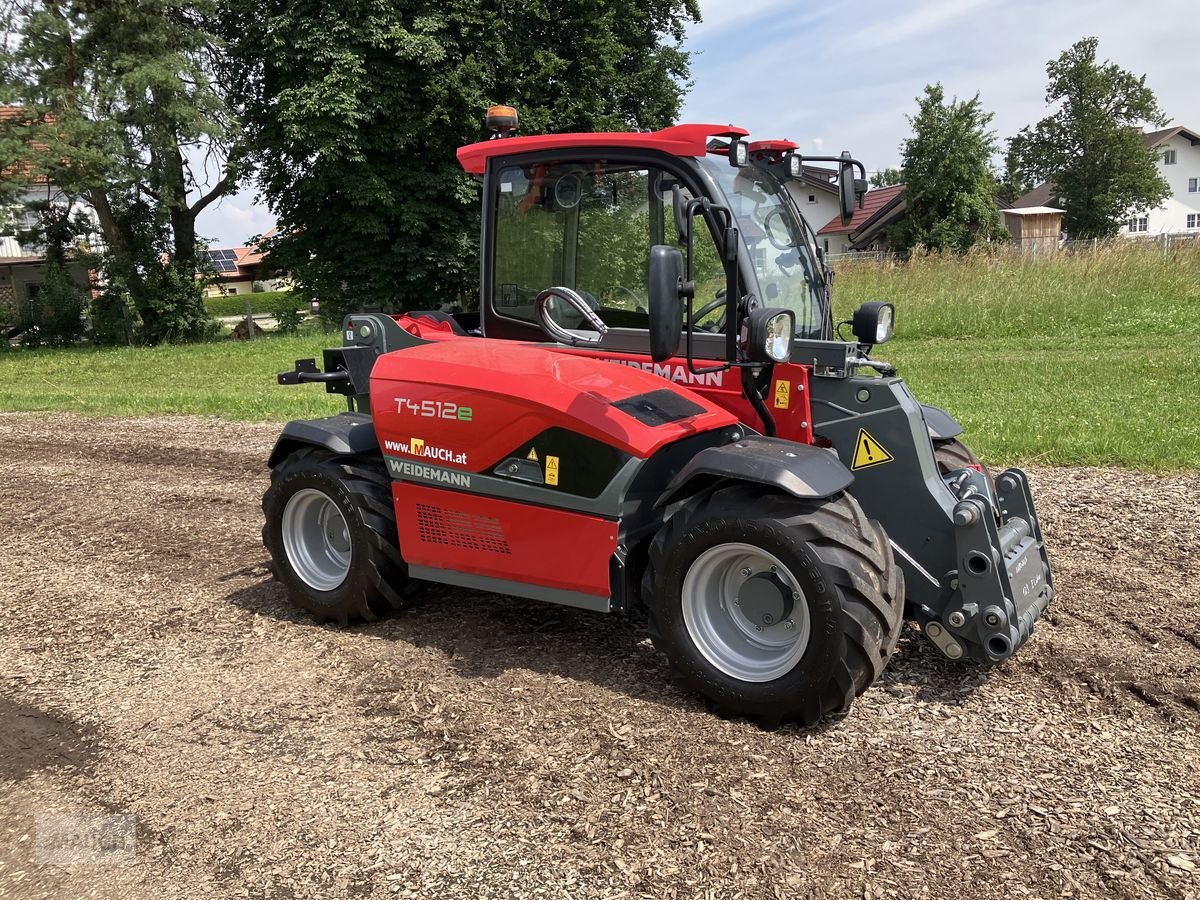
[{"x1": 1, "y1": 242, "x2": 1196, "y2": 470}]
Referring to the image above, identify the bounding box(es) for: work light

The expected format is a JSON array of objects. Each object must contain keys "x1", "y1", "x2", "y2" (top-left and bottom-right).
[
  {"x1": 851, "y1": 301, "x2": 895, "y2": 345},
  {"x1": 729, "y1": 138, "x2": 750, "y2": 168},
  {"x1": 785, "y1": 152, "x2": 803, "y2": 178}
]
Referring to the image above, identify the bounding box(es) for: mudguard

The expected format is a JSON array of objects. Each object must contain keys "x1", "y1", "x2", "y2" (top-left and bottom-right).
[
  {"x1": 921, "y1": 404, "x2": 964, "y2": 441},
  {"x1": 654, "y1": 436, "x2": 853, "y2": 508},
  {"x1": 267, "y1": 413, "x2": 379, "y2": 468}
]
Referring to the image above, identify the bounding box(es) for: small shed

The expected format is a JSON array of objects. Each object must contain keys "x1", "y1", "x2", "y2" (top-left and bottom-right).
[{"x1": 1001, "y1": 206, "x2": 1064, "y2": 255}]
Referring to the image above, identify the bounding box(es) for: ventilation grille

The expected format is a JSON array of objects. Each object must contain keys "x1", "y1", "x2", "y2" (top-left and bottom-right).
[{"x1": 415, "y1": 504, "x2": 511, "y2": 554}]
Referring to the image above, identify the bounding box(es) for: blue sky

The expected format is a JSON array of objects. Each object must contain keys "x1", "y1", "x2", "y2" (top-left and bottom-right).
[{"x1": 196, "y1": 0, "x2": 1196, "y2": 247}]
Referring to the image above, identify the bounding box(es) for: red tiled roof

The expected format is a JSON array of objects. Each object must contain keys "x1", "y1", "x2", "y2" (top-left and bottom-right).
[
  {"x1": 0, "y1": 106, "x2": 52, "y2": 184},
  {"x1": 816, "y1": 184, "x2": 905, "y2": 235}
]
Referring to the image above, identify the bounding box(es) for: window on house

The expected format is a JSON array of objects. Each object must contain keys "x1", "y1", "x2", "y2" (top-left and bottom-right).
[
  {"x1": 807, "y1": 194, "x2": 817, "y2": 203},
  {"x1": 1163, "y1": 149, "x2": 1177, "y2": 165},
  {"x1": 224, "y1": 287, "x2": 238, "y2": 295},
  {"x1": 1189, "y1": 177, "x2": 1199, "y2": 193},
  {"x1": 1188, "y1": 214, "x2": 1199, "y2": 229},
  {"x1": 1127, "y1": 217, "x2": 1148, "y2": 233}
]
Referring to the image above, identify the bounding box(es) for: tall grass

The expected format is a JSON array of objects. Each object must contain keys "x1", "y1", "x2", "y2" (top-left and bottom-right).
[{"x1": 832, "y1": 240, "x2": 1200, "y2": 339}]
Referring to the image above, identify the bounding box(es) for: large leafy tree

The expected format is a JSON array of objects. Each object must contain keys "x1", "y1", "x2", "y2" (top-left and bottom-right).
[
  {"x1": 890, "y1": 84, "x2": 1007, "y2": 253},
  {"x1": 1008, "y1": 37, "x2": 1169, "y2": 239},
  {"x1": 0, "y1": 0, "x2": 239, "y2": 342},
  {"x1": 221, "y1": 0, "x2": 700, "y2": 317}
]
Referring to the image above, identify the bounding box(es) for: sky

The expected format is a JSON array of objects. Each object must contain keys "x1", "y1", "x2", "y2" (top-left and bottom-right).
[{"x1": 194, "y1": 0, "x2": 1196, "y2": 247}]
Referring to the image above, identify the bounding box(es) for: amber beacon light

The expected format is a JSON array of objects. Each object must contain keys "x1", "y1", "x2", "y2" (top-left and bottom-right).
[{"x1": 486, "y1": 105, "x2": 519, "y2": 138}]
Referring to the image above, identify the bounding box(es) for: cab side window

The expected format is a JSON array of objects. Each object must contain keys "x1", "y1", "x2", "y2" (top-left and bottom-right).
[{"x1": 492, "y1": 161, "x2": 725, "y2": 332}]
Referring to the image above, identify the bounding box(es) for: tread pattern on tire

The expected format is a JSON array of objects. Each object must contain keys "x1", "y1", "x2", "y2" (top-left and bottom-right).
[
  {"x1": 262, "y1": 448, "x2": 408, "y2": 625},
  {"x1": 642, "y1": 485, "x2": 904, "y2": 727}
]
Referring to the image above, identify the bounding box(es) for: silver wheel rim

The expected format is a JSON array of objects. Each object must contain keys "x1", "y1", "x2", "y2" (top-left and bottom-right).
[
  {"x1": 281, "y1": 488, "x2": 352, "y2": 591},
  {"x1": 681, "y1": 542, "x2": 811, "y2": 682}
]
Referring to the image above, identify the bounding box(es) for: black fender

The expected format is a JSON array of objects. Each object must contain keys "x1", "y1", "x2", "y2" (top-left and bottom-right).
[
  {"x1": 267, "y1": 413, "x2": 379, "y2": 469},
  {"x1": 654, "y1": 436, "x2": 853, "y2": 509},
  {"x1": 921, "y1": 404, "x2": 963, "y2": 441}
]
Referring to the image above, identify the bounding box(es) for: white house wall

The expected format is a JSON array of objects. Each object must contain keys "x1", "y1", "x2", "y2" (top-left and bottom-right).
[
  {"x1": 1126, "y1": 134, "x2": 1200, "y2": 236},
  {"x1": 784, "y1": 182, "x2": 841, "y2": 247}
]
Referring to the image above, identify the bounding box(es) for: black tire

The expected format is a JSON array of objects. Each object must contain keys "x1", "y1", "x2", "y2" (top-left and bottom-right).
[
  {"x1": 933, "y1": 437, "x2": 991, "y2": 481},
  {"x1": 262, "y1": 448, "x2": 409, "y2": 624},
  {"x1": 641, "y1": 485, "x2": 904, "y2": 727}
]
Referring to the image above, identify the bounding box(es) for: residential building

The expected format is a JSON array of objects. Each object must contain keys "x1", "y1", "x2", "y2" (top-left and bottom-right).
[
  {"x1": 1011, "y1": 124, "x2": 1200, "y2": 237},
  {"x1": 0, "y1": 107, "x2": 100, "y2": 324},
  {"x1": 783, "y1": 165, "x2": 842, "y2": 242},
  {"x1": 199, "y1": 227, "x2": 287, "y2": 296},
  {"x1": 815, "y1": 184, "x2": 906, "y2": 255}
]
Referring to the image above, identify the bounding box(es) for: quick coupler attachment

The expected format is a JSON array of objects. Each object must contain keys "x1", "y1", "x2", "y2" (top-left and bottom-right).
[{"x1": 922, "y1": 467, "x2": 1055, "y2": 663}]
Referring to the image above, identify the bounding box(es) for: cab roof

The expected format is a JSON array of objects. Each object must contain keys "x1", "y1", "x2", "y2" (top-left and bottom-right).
[{"x1": 456, "y1": 123, "x2": 750, "y2": 175}]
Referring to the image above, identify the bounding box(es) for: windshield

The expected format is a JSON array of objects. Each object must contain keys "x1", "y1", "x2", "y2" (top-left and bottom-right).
[{"x1": 698, "y1": 155, "x2": 826, "y2": 338}]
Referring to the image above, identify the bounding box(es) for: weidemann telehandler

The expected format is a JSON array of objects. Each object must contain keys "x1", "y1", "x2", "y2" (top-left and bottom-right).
[{"x1": 263, "y1": 106, "x2": 1054, "y2": 726}]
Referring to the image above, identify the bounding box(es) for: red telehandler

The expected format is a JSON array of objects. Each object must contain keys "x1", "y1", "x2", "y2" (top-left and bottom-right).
[{"x1": 263, "y1": 107, "x2": 1053, "y2": 726}]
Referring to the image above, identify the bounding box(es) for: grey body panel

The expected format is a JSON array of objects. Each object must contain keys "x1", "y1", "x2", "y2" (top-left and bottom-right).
[
  {"x1": 920, "y1": 404, "x2": 964, "y2": 440},
  {"x1": 809, "y1": 373, "x2": 1054, "y2": 663},
  {"x1": 268, "y1": 413, "x2": 379, "y2": 469},
  {"x1": 655, "y1": 436, "x2": 853, "y2": 509},
  {"x1": 407, "y1": 565, "x2": 611, "y2": 613}
]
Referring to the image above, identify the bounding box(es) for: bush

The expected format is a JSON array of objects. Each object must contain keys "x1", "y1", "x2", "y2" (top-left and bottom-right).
[
  {"x1": 275, "y1": 308, "x2": 304, "y2": 335},
  {"x1": 204, "y1": 290, "x2": 301, "y2": 317},
  {"x1": 18, "y1": 263, "x2": 87, "y2": 348}
]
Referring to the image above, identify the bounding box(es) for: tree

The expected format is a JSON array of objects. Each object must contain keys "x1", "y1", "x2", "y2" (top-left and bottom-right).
[
  {"x1": 220, "y1": 0, "x2": 700, "y2": 318},
  {"x1": 889, "y1": 84, "x2": 1007, "y2": 253},
  {"x1": 0, "y1": 0, "x2": 240, "y2": 342},
  {"x1": 1008, "y1": 37, "x2": 1169, "y2": 239},
  {"x1": 869, "y1": 167, "x2": 902, "y2": 189}
]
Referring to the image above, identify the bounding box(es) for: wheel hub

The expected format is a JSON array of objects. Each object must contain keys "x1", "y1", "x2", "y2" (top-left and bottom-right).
[
  {"x1": 281, "y1": 488, "x2": 353, "y2": 592},
  {"x1": 681, "y1": 542, "x2": 811, "y2": 682}
]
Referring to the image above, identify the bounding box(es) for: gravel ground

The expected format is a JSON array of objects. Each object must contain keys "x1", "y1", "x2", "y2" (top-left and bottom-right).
[{"x1": 0, "y1": 413, "x2": 1197, "y2": 900}]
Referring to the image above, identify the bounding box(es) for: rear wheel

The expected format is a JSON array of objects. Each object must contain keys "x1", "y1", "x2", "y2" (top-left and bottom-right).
[
  {"x1": 262, "y1": 448, "x2": 409, "y2": 624},
  {"x1": 641, "y1": 486, "x2": 904, "y2": 727}
]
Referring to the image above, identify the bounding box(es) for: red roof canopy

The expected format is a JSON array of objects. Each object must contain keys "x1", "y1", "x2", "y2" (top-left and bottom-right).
[{"x1": 456, "y1": 123, "x2": 750, "y2": 175}]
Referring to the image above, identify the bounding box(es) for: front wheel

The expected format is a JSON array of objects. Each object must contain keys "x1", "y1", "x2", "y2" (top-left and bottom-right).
[
  {"x1": 641, "y1": 486, "x2": 904, "y2": 727},
  {"x1": 262, "y1": 448, "x2": 409, "y2": 624}
]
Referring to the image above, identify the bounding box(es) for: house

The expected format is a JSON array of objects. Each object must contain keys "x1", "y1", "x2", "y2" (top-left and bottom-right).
[
  {"x1": 198, "y1": 227, "x2": 287, "y2": 296},
  {"x1": 815, "y1": 184, "x2": 906, "y2": 255},
  {"x1": 0, "y1": 107, "x2": 100, "y2": 324},
  {"x1": 1011, "y1": 124, "x2": 1200, "y2": 237},
  {"x1": 784, "y1": 165, "x2": 842, "y2": 241}
]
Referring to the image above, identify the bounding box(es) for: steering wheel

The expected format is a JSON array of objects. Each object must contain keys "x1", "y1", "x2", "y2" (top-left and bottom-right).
[
  {"x1": 762, "y1": 207, "x2": 793, "y2": 251},
  {"x1": 688, "y1": 290, "x2": 727, "y2": 333}
]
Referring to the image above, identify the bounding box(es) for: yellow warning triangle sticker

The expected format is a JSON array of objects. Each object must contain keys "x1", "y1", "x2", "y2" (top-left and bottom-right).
[
  {"x1": 851, "y1": 428, "x2": 894, "y2": 470},
  {"x1": 526, "y1": 448, "x2": 539, "y2": 462}
]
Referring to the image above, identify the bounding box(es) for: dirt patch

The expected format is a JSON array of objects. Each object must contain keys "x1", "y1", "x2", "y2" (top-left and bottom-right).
[{"x1": 0, "y1": 413, "x2": 1197, "y2": 899}]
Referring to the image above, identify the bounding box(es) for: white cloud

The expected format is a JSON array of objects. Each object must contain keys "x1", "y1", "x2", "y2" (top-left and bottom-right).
[
  {"x1": 196, "y1": 188, "x2": 275, "y2": 248},
  {"x1": 848, "y1": 0, "x2": 989, "y2": 52}
]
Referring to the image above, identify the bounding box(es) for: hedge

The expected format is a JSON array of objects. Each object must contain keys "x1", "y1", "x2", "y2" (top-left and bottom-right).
[{"x1": 204, "y1": 290, "x2": 303, "y2": 317}]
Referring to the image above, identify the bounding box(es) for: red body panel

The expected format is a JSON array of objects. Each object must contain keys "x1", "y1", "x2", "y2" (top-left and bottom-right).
[
  {"x1": 457, "y1": 123, "x2": 750, "y2": 175},
  {"x1": 370, "y1": 335, "x2": 738, "y2": 473},
  {"x1": 392, "y1": 482, "x2": 616, "y2": 596},
  {"x1": 554, "y1": 348, "x2": 814, "y2": 445}
]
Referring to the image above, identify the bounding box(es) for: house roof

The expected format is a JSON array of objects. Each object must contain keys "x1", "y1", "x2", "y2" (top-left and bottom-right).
[
  {"x1": 1010, "y1": 182, "x2": 1055, "y2": 209},
  {"x1": 816, "y1": 184, "x2": 905, "y2": 236},
  {"x1": 0, "y1": 106, "x2": 50, "y2": 184},
  {"x1": 1143, "y1": 125, "x2": 1200, "y2": 148}
]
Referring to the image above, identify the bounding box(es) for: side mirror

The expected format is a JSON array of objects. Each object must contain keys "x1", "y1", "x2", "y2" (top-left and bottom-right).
[
  {"x1": 648, "y1": 245, "x2": 685, "y2": 362},
  {"x1": 533, "y1": 287, "x2": 609, "y2": 346},
  {"x1": 839, "y1": 152, "x2": 857, "y2": 225},
  {"x1": 743, "y1": 308, "x2": 795, "y2": 364}
]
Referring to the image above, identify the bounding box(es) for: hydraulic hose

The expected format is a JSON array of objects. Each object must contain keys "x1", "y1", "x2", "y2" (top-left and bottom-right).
[{"x1": 741, "y1": 366, "x2": 777, "y2": 437}]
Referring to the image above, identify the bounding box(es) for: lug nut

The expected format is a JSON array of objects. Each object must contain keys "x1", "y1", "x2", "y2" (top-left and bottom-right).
[{"x1": 948, "y1": 611, "x2": 966, "y2": 628}]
